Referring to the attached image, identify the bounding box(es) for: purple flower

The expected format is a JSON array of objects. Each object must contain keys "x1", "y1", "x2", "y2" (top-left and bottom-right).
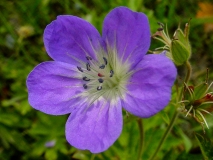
[
  {"x1": 27, "y1": 7, "x2": 177, "y2": 153},
  {"x1": 45, "y1": 140, "x2": 56, "y2": 148}
]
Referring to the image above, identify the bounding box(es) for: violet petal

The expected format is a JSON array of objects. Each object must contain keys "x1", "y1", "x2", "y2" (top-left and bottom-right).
[
  {"x1": 122, "y1": 54, "x2": 177, "y2": 118},
  {"x1": 44, "y1": 15, "x2": 103, "y2": 65},
  {"x1": 102, "y1": 7, "x2": 151, "y2": 69},
  {"x1": 27, "y1": 61, "x2": 85, "y2": 115},
  {"x1": 65, "y1": 98, "x2": 122, "y2": 153}
]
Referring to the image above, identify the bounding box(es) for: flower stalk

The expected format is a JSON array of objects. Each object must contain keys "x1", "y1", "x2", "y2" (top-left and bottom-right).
[{"x1": 137, "y1": 119, "x2": 144, "y2": 160}]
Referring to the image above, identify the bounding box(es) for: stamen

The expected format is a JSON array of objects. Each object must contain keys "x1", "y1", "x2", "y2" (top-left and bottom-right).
[
  {"x1": 77, "y1": 66, "x2": 83, "y2": 72},
  {"x1": 110, "y1": 70, "x2": 114, "y2": 77},
  {"x1": 86, "y1": 56, "x2": 92, "y2": 60},
  {"x1": 103, "y1": 57, "x2": 107, "y2": 65},
  {"x1": 97, "y1": 86, "x2": 102, "y2": 91},
  {"x1": 157, "y1": 28, "x2": 164, "y2": 31},
  {"x1": 83, "y1": 84, "x2": 87, "y2": 89},
  {"x1": 83, "y1": 76, "x2": 90, "y2": 81},
  {"x1": 86, "y1": 63, "x2": 91, "y2": 71},
  {"x1": 99, "y1": 64, "x2": 105, "y2": 69},
  {"x1": 98, "y1": 78, "x2": 104, "y2": 83}
]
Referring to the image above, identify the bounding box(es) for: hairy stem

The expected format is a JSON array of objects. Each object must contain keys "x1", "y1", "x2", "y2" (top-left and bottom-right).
[
  {"x1": 178, "y1": 61, "x2": 192, "y2": 102},
  {"x1": 137, "y1": 119, "x2": 144, "y2": 160},
  {"x1": 185, "y1": 61, "x2": 192, "y2": 84}
]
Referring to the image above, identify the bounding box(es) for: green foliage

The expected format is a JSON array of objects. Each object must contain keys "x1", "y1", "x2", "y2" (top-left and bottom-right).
[
  {"x1": 195, "y1": 134, "x2": 213, "y2": 160},
  {"x1": 1, "y1": 0, "x2": 213, "y2": 159}
]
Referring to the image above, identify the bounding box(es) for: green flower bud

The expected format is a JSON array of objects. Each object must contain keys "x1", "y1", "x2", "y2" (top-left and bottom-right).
[
  {"x1": 170, "y1": 39, "x2": 191, "y2": 65},
  {"x1": 171, "y1": 23, "x2": 191, "y2": 65},
  {"x1": 152, "y1": 19, "x2": 192, "y2": 66}
]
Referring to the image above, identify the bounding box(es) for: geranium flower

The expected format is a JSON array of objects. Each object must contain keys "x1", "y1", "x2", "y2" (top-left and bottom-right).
[{"x1": 27, "y1": 7, "x2": 177, "y2": 153}]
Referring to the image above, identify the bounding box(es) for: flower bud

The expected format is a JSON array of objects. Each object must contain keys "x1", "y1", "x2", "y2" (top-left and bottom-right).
[
  {"x1": 170, "y1": 39, "x2": 191, "y2": 65},
  {"x1": 152, "y1": 20, "x2": 191, "y2": 66},
  {"x1": 180, "y1": 70, "x2": 213, "y2": 132}
]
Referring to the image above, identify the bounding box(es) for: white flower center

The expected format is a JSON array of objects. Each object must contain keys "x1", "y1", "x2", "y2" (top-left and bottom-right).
[{"x1": 77, "y1": 47, "x2": 131, "y2": 101}]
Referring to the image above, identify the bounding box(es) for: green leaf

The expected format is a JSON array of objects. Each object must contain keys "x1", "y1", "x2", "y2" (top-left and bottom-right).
[
  {"x1": 177, "y1": 127, "x2": 192, "y2": 152},
  {"x1": 160, "y1": 110, "x2": 170, "y2": 125},
  {"x1": 45, "y1": 148, "x2": 58, "y2": 160},
  {"x1": 177, "y1": 152, "x2": 203, "y2": 160},
  {"x1": 30, "y1": 138, "x2": 48, "y2": 157},
  {"x1": 0, "y1": 124, "x2": 13, "y2": 148},
  {"x1": 28, "y1": 112, "x2": 66, "y2": 137},
  {"x1": 195, "y1": 133, "x2": 213, "y2": 160}
]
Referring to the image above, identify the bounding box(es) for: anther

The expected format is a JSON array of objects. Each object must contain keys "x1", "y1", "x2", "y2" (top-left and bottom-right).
[
  {"x1": 110, "y1": 70, "x2": 114, "y2": 77},
  {"x1": 103, "y1": 57, "x2": 107, "y2": 65},
  {"x1": 97, "y1": 86, "x2": 102, "y2": 91},
  {"x1": 83, "y1": 76, "x2": 90, "y2": 81},
  {"x1": 77, "y1": 66, "x2": 83, "y2": 72},
  {"x1": 86, "y1": 56, "x2": 92, "y2": 60},
  {"x1": 99, "y1": 64, "x2": 105, "y2": 69},
  {"x1": 83, "y1": 84, "x2": 87, "y2": 89},
  {"x1": 157, "y1": 28, "x2": 164, "y2": 31},
  {"x1": 86, "y1": 63, "x2": 91, "y2": 71},
  {"x1": 98, "y1": 78, "x2": 104, "y2": 83}
]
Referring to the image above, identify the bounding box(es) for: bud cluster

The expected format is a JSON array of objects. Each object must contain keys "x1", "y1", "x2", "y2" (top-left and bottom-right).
[
  {"x1": 152, "y1": 20, "x2": 191, "y2": 66},
  {"x1": 179, "y1": 71, "x2": 213, "y2": 132}
]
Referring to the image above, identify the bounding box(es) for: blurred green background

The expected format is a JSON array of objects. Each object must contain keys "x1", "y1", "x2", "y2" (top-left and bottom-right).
[{"x1": 1, "y1": 0, "x2": 213, "y2": 159}]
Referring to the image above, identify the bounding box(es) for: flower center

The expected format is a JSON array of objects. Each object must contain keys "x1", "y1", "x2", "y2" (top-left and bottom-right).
[{"x1": 76, "y1": 48, "x2": 131, "y2": 101}]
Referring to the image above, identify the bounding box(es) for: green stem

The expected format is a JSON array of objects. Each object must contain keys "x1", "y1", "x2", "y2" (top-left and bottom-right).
[
  {"x1": 185, "y1": 61, "x2": 192, "y2": 84},
  {"x1": 137, "y1": 118, "x2": 144, "y2": 160},
  {"x1": 178, "y1": 61, "x2": 192, "y2": 103},
  {"x1": 149, "y1": 111, "x2": 179, "y2": 160}
]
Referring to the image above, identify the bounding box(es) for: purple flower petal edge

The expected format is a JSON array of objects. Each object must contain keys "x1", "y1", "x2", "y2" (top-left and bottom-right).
[
  {"x1": 103, "y1": 7, "x2": 151, "y2": 69},
  {"x1": 27, "y1": 61, "x2": 85, "y2": 115},
  {"x1": 44, "y1": 15, "x2": 103, "y2": 66},
  {"x1": 122, "y1": 54, "x2": 177, "y2": 118},
  {"x1": 66, "y1": 99, "x2": 122, "y2": 153}
]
